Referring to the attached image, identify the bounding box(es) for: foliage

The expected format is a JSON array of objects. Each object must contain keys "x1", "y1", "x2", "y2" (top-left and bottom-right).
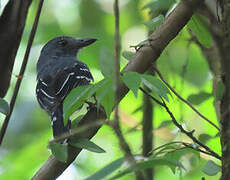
[
  {"x1": 187, "y1": 14, "x2": 212, "y2": 48},
  {"x1": 0, "y1": 0, "x2": 221, "y2": 180},
  {"x1": 69, "y1": 137, "x2": 106, "y2": 153},
  {"x1": 202, "y1": 160, "x2": 221, "y2": 176}
]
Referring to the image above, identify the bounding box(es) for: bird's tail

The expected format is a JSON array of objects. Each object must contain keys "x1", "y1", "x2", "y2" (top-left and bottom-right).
[{"x1": 51, "y1": 104, "x2": 71, "y2": 138}]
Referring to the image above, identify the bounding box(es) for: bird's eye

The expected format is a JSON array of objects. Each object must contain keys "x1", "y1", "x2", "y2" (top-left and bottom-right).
[{"x1": 58, "y1": 40, "x2": 68, "y2": 46}]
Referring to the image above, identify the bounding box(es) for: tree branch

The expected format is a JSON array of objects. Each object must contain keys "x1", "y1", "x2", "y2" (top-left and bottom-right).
[{"x1": 32, "y1": 0, "x2": 204, "y2": 179}]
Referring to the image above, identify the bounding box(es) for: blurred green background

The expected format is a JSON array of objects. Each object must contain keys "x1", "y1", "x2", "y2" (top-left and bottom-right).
[{"x1": 0, "y1": 0, "x2": 220, "y2": 179}]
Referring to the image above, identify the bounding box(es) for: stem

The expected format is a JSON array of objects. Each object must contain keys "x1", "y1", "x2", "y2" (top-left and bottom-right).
[
  {"x1": 113, "y1": 1, "x2": 145, "y2": 179},
  {"x1": 153, "y1": 66, "x2": 220, "y2": 131}
]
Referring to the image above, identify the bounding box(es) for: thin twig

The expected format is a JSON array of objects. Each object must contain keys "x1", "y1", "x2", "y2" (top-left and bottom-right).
[
  {"x1": 139, "y1": 88, "x2": 221, "y2": 160},
  {"x1": 161, "y1": 98, "x2": 221, "y2": 160},
  {"x1": 113, "y1": 1, "x2": 145, "y2": 179},
  {"x1": 153, "y1": 66, "x2": 220, "y2": 131},
  {"x1": 139, "y1": 87, "x2": 164, "y2": 106},
  {"x1": 182, "y1": 142, "x2": 217, "y2": 158},
  {"x1": 114, "y1": 0, "x2": 120, "y2": 124},
  {"x1": 0, "y1": 0, "x2": 44, "y2": 145},
  {"x1": 151, "y1": 141, "x2": 217, "y2": 158},
  {"x1": 49, "y1": 120, "x2": 105, "y2": 144}
]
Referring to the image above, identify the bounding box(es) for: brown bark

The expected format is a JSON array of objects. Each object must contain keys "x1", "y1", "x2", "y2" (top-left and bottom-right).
[{"x1": 219, "y1": 1, "x2": 230, "y2": 179}]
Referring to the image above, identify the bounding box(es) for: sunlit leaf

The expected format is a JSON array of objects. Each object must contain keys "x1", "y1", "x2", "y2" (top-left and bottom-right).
[
  {"x1": 141, "y1": 74, "x2": 170, "y2": 101},
  {"x1": 202, "y1": 160, "x2": 221, "y2": 176},
  {"x1": 69, "y1": 138, "x2": 105, "y2": 153},
  {"x1": 0, "y1": 98, "x2": 10, "y2": 116},
  {"x1": 50, "y1": 142, "x2": 68, "y2": 163},
  {"x1": 187, "y1": 14, "x2": 212, "y2": 48},
  {"x1": 85, "y1": 158, "x2": 124, "y2": 180},
  {"x1": 187, "y1": 92, "x2": 212, "y2": 105},
  {"x1": 99, "y1": 47, "x2": 114, "y2": 78},
  {"x1": 122, "y1": 51, "x2": 135, "y2": 61},
  {"x1": 121, "y1": 72, "x2": 141, "y2": 97},
  {"x1": 63, "y1": 85, "x2": 93, "y2": 125}
]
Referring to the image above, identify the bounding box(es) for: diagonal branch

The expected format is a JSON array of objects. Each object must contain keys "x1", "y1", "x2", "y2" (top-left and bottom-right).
[
  {"x1": 141, "y1": 88, "x2": 221, "y2": 160},
  {"x1": 153, "y1": 66, "x2": 220, "y2": 131},
  {"x1": 161, "y1": 98, "x2": 221, "y2": 160},
  {"x1": 32, "y1": 0, "x2": 204, "y2": 179}
]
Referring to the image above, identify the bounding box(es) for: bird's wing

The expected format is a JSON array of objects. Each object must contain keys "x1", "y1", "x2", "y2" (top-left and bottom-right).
[
  {"x1": 50, "y1": 62, "x2": 93, "y2": 100},
  {"x1": 36, "y1": 75, "x2": 58, "y2": 114},
  {"x1": 36, "y1": 60, "x2": 93, "y2": 113}
]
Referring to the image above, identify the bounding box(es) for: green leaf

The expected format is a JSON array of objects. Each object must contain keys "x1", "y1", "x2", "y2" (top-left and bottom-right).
[
  {"x1": 87, "y1": 78, "x2": 108, "y2": 98},
  {"x1": 121, "y1": 72, "x2": 141, "y2": 97},
  {"x1": 109, "y1": 156, "x2": 183, "y2": 180},
  {"x1": 198, "y1": 133, "x2": 212, "y2": 144},
  {"x1": 215, "y1": 80, "x2": 225, "y2": 101},
  {"x1": 99, "y1": 47, "x2": 114, "y2": 78},
  {"x1": 63, "y1": 85, "x2": 92, "y2": 125},
  {"x1": 85, "y1": 158, "x2": 124, "y2": 180},
  {"x1": 141, "y1": 74, "x2": 171, "y2": 101},
  {"x1": 162, "y1": 147, "x2": 199, "y2": 173},
  {"x1": 157, "y1": 120, "x2": 172, "y2": 129},
  {"x1": 50, "y1": 142, "x2": 68, "y2": 163},
  {"x1": 143, "y1": 14, "x2": 164, "y2": 32},
  {"x1": 187, "y1": 14, "x2": 212, "y2": 48},
  {"x1": 122, "y1": 51, "x2": 135, "y2": 61},
  {"x1": 96, "y1": 78, "x2": 114, "y2": 118},
  {"x1": 202, "y1": 160, "x2": 221, "y2": 176},
  {"x1": 69, "y1": 138, "x2": 105, "y2": 153},
  {"x1": 0, "y1": 98, "x2": 10, "y2": 116},
  {"x1": 187, "y1": 92, "x2": 212, "y2": 105}
]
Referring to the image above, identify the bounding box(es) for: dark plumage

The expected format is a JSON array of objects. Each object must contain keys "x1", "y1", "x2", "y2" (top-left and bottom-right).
[{"x1": 36, "y1": 36, "x2": 96, "y2": 137}]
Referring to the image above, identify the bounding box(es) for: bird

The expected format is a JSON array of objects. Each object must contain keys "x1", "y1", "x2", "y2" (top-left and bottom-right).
[{"x1": 36, "y1": 36, "x2": 96, "y2": 138}]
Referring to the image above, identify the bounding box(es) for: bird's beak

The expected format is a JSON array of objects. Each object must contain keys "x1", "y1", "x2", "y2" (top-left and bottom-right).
[{"x1": 77, "y1": 38, "x2": 97, "y2": 48}]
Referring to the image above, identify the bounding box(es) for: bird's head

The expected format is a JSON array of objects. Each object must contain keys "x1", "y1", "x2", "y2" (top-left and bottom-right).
[{"x1": 41, "y1": 36, "x2": 97, "y2": 57}]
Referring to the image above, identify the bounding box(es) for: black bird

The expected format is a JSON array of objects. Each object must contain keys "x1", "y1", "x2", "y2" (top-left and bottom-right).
[{"x1": 36, "y1": 36, "x2": 96, "y2": 138}]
